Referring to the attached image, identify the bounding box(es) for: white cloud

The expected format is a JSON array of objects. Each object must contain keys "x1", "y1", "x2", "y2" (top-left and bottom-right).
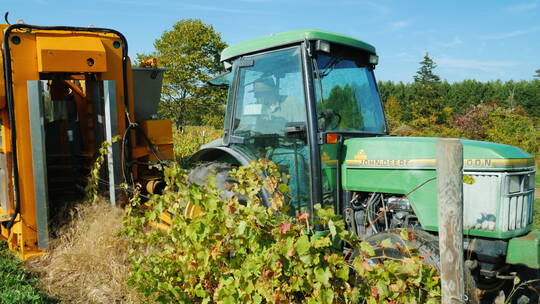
[
  {"x1": 181, "y1": 3, "x2": 268, "y2": 14},
  {"x1": 390, "y1": 20, "x2": 411, "y2": 29},
  {"x1": 237, "y1": 0, "x2": 272, "y2": 2},
  {"x1": 361, "y1": 1, "x2": 391, "y2": 15},
  {"x1": 482, "y1": 26, "x2": 540, "y2": 40},
  {"x1": 388, "y1": 52, "x2": 419, "y2": 63},
  {"x1": 103, "y1": 0, "x2": 270, "y2": 14},
  {"x1": 100, "y1": 0, "x2": 166, "y2": 7},
  {"x1": 506, "y1": 2, "x2": 538, "y2": 12},
  {"x1": 331, "y1": 1, "x2": 390, "y2": 15},
  {"x1": 396, "y1": 52, "x2": 414, "y2": 58},
  {"x1": 437, "y1": 37, "x2": 463, "y2": 48},
  {"x1": 437, "y1": 56, "x2": 519, "y2": 73}
]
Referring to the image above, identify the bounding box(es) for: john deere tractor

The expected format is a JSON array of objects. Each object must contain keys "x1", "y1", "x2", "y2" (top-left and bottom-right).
[{"x1": 189, "y1": 30, "x2": 538, "y2": 295}]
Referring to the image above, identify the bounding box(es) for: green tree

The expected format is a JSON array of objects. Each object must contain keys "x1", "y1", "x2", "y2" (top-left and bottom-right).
[
  {"x1": 411, "y1": 53, "x2": 446, "y2": 124},
  {"x1": 534, "y1": 69, "x2": 540, "y2": 78},
  {"x1": 138, "y1": 19, "x2": 228, "y2": 127},
  {"x1": 413, "y1": 53, "x2": 440, "y2": 84}
]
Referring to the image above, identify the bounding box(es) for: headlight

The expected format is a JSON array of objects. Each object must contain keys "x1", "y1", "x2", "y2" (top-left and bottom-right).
[
  {"x1": 369, "y1": 54, "x2": 379, "y2": 65},
  {"x1": 507, "y1": 175, "x2": 521, "y2": 193},
  {"x1": 315, "y1": 40, "x2": 331, "y2": 53}
]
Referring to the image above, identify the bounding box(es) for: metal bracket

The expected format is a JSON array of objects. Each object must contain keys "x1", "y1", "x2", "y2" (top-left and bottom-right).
[
  {"x1": 27, "y1": 80, "x2": 50, "y2": 250},
  {"x1": 103, "y1": 81, "x2": 120, "y2": 206},
  {"x1": 238, "y1": 59, "x2": 254, "y2": 67},
  {"x1": 451, "y1": 295, "x2": 469, "y2": 303}
]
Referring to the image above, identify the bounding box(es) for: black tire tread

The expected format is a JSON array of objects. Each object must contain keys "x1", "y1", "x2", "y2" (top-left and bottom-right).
[
  {"x1": 188, "y1": 162, "x2": 237, "y2": 200},
  {"x1": 365, "y1": 229, "x2": 480, "y2": 304}
]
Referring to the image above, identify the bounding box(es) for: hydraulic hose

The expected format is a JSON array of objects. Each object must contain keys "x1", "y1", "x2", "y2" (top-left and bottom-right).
[
  {"x1": 3, "y1": 12, "x2": 10, "y2": 25},
  {"x1": 1, "y1": 24, "x2": 129, "y2": 229},
  {"x1": 121, "y1": 122, "x2": 170, "y2": 187}
]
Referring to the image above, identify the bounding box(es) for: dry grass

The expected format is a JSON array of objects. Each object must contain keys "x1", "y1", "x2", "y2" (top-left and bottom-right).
[{"x1": 26, "y1": 199, "x2": 148, "y2": 304}]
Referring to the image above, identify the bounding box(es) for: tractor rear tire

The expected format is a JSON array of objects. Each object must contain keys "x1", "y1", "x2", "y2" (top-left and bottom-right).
[
  {"x1": 188, "y1": 162, "x2": 238, "y2": 200},
  {"x1": 364, "y1": 229, "x2": 480, "y2": 304}
]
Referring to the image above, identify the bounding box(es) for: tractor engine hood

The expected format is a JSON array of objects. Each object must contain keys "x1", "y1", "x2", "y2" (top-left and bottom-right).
[
  {"x1": 337, "y1": 136, "x2": 535, "y2": 238},
  {"x1": 342, "y1": 136, "x2": 535, "y2": 171}
]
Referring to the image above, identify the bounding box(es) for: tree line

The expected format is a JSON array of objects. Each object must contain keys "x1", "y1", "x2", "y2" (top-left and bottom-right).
[{"x1": 379, "y1": 53, "x2": 540, "y2": 158}]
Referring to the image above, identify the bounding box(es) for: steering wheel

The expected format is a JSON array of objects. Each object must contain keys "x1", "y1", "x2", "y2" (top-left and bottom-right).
[{"x1": 318, "y1": 109, "x2": 342, "y2": 130}]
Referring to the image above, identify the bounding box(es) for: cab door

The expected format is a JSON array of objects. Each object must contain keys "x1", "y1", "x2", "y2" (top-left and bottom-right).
[{"x1": 227, "y1": 47, "x2": 311, "y2": 213}]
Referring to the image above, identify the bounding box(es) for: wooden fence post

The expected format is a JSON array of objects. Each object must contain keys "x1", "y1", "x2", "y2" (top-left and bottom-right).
[{"x1": 437, "y1": 139, "x2": 465, "y2": 304}]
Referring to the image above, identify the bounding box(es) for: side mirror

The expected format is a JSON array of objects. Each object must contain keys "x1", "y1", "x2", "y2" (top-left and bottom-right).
[{"x1": 208, "y1": 71, "x2": 232, "y2": 87}]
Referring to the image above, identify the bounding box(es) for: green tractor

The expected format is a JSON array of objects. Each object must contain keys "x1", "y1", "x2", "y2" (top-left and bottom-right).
[{"x1": 189, "y1": 30, "x2": 538, "y2": 296}]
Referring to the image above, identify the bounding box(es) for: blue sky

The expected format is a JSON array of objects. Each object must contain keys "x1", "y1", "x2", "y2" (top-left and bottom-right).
[{"x1": 6, "y1": 0, "x2": 540, "y2": 83}]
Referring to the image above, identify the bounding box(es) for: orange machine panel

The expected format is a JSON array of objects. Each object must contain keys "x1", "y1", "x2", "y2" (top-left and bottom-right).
[
  {"x1": 36, "y1": 36, "x2": 107, "y2": 72},
  {"x1": 0, "y1": 54, "x2": 5, "y2": 108},
  {"x1": 139, "y1": 120, "x2": 173, "y2": 145}
]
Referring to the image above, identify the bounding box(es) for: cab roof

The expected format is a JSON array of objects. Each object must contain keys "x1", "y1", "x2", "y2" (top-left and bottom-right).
[{"x1": 220, "y1": 29, "x2": 376, "y2": 62}]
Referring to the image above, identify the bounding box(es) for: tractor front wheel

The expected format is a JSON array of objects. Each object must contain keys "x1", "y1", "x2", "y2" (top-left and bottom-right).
[
  {"x1": 188, "y1": 162, "x2": 238, "y2": 200},
  {"x1": 363, "y1": 229, "x2": 480, "y2": 304}
]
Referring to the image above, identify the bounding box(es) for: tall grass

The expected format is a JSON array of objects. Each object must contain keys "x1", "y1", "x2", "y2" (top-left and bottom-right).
[{"x1": 173, "y1": 125, "x2": 222, "y2": 167}]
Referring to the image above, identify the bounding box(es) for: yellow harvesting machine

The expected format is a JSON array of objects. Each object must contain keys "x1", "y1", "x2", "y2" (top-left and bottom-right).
[{"x1": 0, "y1": 23, "x2": 173, "y2": 259}]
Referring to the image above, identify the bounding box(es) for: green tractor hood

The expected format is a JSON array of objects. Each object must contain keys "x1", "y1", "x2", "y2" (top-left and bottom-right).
[
  {"x1": 334, "y1": 136, "x2": 535, "y2": 238},
  {"x1": 343, "y1": 136, "x2": 534, "y2": 171}
]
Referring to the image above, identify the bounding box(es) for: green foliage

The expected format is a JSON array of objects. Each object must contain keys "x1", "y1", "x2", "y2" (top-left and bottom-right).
[
  {"x1": 0, "y1": 243, "x2": 56, "y2": 303},
  {"x1": 122, "y1": 160, "x2": 441, "y2": 303},
  {"x1": 378, "y1": 79, "x2": 540, "y2": 120},
  {"x1": 454, "y1": 103, "x2": 539, "y2": 157},
  {"x1": 172, "y1": 126, "x2": 222, "y2": 167},
  {"x1": 499, "y1": 276, "x2": 540, "y2": 304},
  {"x1": 483, "y1": 106, "x2": 540, "y2": 156},
  {"x1": 84, "y1": 136, "x2": 121, "y2": 203},
  {"x1": 413, "y1": 53, "x2": 440, "y2": 85},
  {"x1": 534, "y1": 69, "x2": 540, "y2": 78},
  {"x1": 352, "y1": 241, "x2": 441, "y2": 304},
  {"x1": 138, "y1": 19, "x2": 228, "y2": 127}
]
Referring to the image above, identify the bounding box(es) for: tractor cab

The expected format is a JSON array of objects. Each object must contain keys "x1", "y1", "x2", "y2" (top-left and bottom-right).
[{"x1": 197, "y1": 30, "x2": 386, "y2": 214}]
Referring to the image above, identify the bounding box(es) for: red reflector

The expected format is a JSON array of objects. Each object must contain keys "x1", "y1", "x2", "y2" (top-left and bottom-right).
[{"x1": 326, "y1": 133, "x2": 338, "y2": 144}]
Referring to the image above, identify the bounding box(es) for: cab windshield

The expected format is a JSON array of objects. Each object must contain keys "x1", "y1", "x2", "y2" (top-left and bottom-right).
[{"x1": 314, "y1": 45, "x2": 386, "y2": 133}]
